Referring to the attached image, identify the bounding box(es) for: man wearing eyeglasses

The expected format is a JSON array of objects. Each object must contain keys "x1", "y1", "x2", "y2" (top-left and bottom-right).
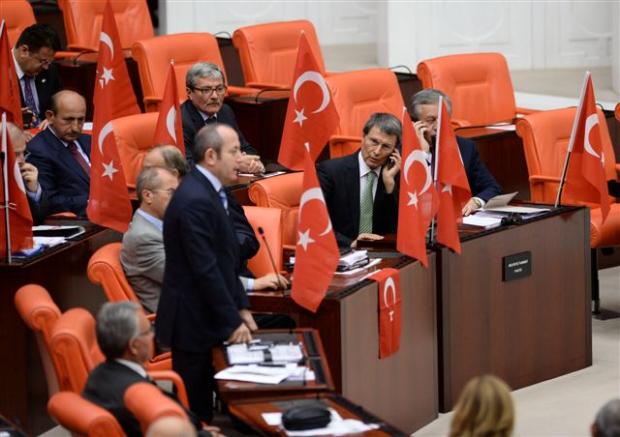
[
  {"x1": 12, "y1": 24, "x2": 63, "y2": 129},
  {"x1": 181, "y1": 62, "x2": 265, "y2": 174}
]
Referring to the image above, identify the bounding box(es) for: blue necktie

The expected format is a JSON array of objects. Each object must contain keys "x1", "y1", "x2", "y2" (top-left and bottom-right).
[
  {"x1": 22, "y1": 76, "x2": 39, "y2": 127},
  {"x1": 218, "y1": 188, "x2": 228, "y2": 213}
]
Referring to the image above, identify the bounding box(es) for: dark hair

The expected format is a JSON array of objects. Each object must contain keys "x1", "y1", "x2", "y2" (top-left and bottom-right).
[
  {"x1": 594, "y1": 398, "x2": 620, "y2": 437},
  {"x1": 15, "y1": 24, "x2": 61, "y2": 52},
  {"x1": 96, "y1": 302, "x2": 140, "y2": 360},
  {"x1": 362, "y1": 112, "x2": 402, "y2": 149},
  {"x1": 193, "y1": 123, "x2": 225, "y2": 162}
]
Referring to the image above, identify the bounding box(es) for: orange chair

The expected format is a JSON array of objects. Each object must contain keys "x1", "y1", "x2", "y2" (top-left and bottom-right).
[
  {"x1": 124, "y1": 382, "x2": 189, "y2": 434},
  {"x1": 112, "y1": 112, "x2": 159, "y2": 188},
  {"x1": 248, "y1": 172, "x2": 304, "y2": 248},
  {"x1": 132, "y1": 33, "x2": 255, "y2": 112},
  {"x1": 14, "y1": 284, "x2": 61, "y2": 397},
  {"x1": 0, "y1": 0, "x2": 36, "y2": 47},
  {"x1": 417, "y1": 52, "x2": 534, "y2": 128},
  {"x1": 325, "y1": 68, "x2": 405, "y2": 157},
  {"x1": 48, "y1": 391, "x2": 124, "y2": 437},
  {"x1": 242, "y1": 206, "x2": 283, "y2": 277},
  {"x1": 232, "y1": 19, "x2": 326, "y2": 90},
  {"x1": 615, "y1": 103, "x2": 620, "y2": 121}
]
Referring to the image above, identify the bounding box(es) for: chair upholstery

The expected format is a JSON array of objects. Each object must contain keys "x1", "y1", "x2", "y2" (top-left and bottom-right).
[
  {"x1": 14, "y1": 284, "x2": 61, "y2": 397},
  {"x1": 615, "y1": 103, "x2": 620, "y2": 121},
  {"x1": 60, "y1": 0, "x2": 153, "y2": 52},
  {"x1": 248, "y1": 172, "x2": 304, "y2": 248},
  {"x1": 417, "y1": 52, "x2": 531, "y2": 127},
  {"x1": 232, "y1": 19, "x2": 325, "y2": 89},
  {"x1": 242, "y1": 206, "x2": 283, "y2": 277},
  {"x1": 48, "y1": 391, "x2": 125, "y2": 437},
  {"x1": 0, "y1": 0, "x2": 36, "y2": 47},
  {"x1": 124, "y1": 382, "x2": 188, "y2": 434},
  {"x1": 325, "y1": 68, "x2": 405, "y2": 157},
  {"x1": 111, "y1": 112, "x2": 158, "y2": 188},
  {"x1": 515, "y1": 107, "x2": 620, "y2": 248}
]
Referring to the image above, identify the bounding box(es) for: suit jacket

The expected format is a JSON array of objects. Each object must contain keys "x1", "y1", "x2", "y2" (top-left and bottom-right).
[
  {"x1": 318, "y1": 152, "x2": 399, "y2": 247},
  {"x1": 156, "y1": 167, "x2": 249, "y2": 352},
  {"x1": 18, "y1": 64, "x2": 63, "y2": 122},
  {"x1": 455, "y1": 136, "x2": 502, "y2": 202},
  {"x1": 121, "y1": 212, "x2": 164, "y2": 314},
  {"x1": 27, "y1": 190, "x2": 49, "y2": 225},
  {"x1": 26, "y1": 128, "x2": 91, "y2": 216},
  {"x1": 227, "y1": 191, "x2": 259, "y2": 278},
  {"x1": 82, "y1": 360, "x2": 202, "y2": 437},
  {"x1": 181, "y1": 100, "x2": 257, "y2": 163}
]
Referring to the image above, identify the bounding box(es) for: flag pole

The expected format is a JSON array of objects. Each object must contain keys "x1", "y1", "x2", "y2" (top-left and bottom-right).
[
  {"x1": 555, "y1": 71, "x2": 590, "y2": 208},
  {"x1": 429, "y1": 96, "x2": 443, "y2": 245},
  {"x1": 1, "y1": 113, "x2": 12, "y2": 263}
]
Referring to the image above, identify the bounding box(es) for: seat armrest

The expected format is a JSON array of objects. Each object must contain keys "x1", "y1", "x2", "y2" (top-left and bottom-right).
[
  {"x1": 529, "y1": 174, "x2": 561, "y2": 184},
  {"x1": 148, "y1": 370, "x2": 189, "y2": 408},
  {"x1": 245, "y1": 81, "x2": 290, "y2": 90}
]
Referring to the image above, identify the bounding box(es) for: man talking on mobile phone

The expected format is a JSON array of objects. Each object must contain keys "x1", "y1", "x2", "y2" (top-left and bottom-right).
[{"x1": 318, "y1": 113, "x2": 402, "y2": 248}]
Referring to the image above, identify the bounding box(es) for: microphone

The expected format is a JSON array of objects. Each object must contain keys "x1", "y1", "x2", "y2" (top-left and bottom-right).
[{"x1": 257, "y1": 226, "x2": 286, "y2": 291}]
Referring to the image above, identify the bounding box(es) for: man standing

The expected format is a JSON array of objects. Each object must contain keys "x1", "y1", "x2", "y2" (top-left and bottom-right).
[
  {"x1": 26, "y1": 90, "x2": 90, "y2": 216},
  {"x1": 318, "y1": 113, "x2": 402, "y2": 248},
  {"x1": 12, "y1": 24, "x2": 63, "y2": 128},
  {"x1": 411, "y1": 89, "x2": 501, "y2": 216},
  {"x1": 156, "y1": 124, "x2": 256, "y2": 422},
  {"x1": 181, "y1": 62, "x2": 264, "y2": 173}
]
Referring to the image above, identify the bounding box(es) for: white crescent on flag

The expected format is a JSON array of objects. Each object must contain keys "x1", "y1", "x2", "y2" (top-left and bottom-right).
[
  {"x1": 165, "y1": 107, "x2": 177, "y2": 142},
  {"x1": 99, "y1": 32, "x2": 114, "y2": 58},
  {"x1": 98, "y1": 122, "x2": 114, "y2": 154},
  {"x1": 383, "y1": 277, "x2": 397, "y2": 308},
  {"x1": 403, "y1": 149, "x2": 432, "y2": 194},
  {"x1": 293, "y1": 71, "x2": 330, "y2": 114},
  {"x1": 299, "y1": 187, "x2": 331, "y2": 236},
  {"x1": 584, "y1": 113, "x2": 600, "y2": 159}
]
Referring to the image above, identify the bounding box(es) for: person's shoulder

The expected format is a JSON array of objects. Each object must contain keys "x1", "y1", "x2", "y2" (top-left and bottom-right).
[
  {"x1": 456, "y1": 135, "x2": 475, "y2": 150},
  {"x1": 319, "y1": 152, "x2": 357, "y2": 172},
  {"x1": 27, "y1": 129, "x2": 54, "y2": 152}
]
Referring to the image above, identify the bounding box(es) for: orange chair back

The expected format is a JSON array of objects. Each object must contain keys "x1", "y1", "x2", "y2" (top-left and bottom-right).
[
  {"x1": 124, "y1": 382, "x2": 188, "y2": 433},
  {"x1": 14, "y1": 284, "x2": 61, "y2": 397},
  {"x1": 242, "y1": 206, "x2": 283, "y2": 277},
  {"x1": 248, "y1": 172, "x2": 304, "y2": 247},
  {"x1": 88, "y1": 242, "x2": 141, "y2": 304},
  {"x1": 232, "y1": 19, "x2": 324, "y2": 89},
  {"x1": 132, "y1": 32, "x2": 226, "y2": 112},
  {"x1": 50, "y1": 308, "x2": 105, "y2": 393},
  {"x1": 615, "y1": 103, "x2": 620, "y2": 121},
  {"x1": 0, "y1": 0, "x2": 36, "y2": 47},
  {"x1": 326, "y1": 68, "x2": 405, "y2": 157},
  {"x1": 112, "y1": 112, "x2": 159, "y2": 188},
  {"x1": 48, "y1": 391, "x2": 124, "y2": 437},
  {"x1": 60, "y1": 0, "x2": 153, "y2": 52},
  {"x1": 417, "y1": 52, "x2": 517, "y2": 126}
]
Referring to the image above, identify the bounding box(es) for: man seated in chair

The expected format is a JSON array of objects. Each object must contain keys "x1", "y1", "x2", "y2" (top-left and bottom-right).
[{"x1": 82, "y1": 302, "x2": 219, "y2": 437}]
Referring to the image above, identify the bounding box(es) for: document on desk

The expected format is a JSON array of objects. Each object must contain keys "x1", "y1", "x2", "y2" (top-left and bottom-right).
[
  {"x1": 33, "y1": 225, "x2": 85, "y2": 239},
  {"x1": 215, "y1": 364, "x2": 314, "y2": 385},
  {"x1": 227, "y1": 343, "x2": 303, "y2": 365},
  {"x1": 462, "y1": 211, "x2": 504, "y2": 229}
]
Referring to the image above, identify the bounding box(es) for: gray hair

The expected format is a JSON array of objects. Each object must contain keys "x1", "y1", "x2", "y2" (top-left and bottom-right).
[
  {"x1": 193, "y1": 123, "x2": 226, "y2": 163},
  {"x1": 594, "y1": 398, "x2": 620, "y2": 437},
  {"x1": 411, "y1": 89, "x2": 453, "y2": 120},
  {"x1": 362, "y1": 112, "x2": 402, "y2": 149},
  {"x1": 96, "y1": 302, "x2": 141, "y2": 360},
  {"x1": 185, "y1": 62, "x2": 225, "y2": 89},
  {"x1": 136, "y1": 166, "x2": 174, "y2": 204},
  {"x1": 147, "y1": 145, "x2": 190, "y2": 178}
]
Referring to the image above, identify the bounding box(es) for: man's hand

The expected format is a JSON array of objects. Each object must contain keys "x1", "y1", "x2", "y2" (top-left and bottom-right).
[
  {"x1": 238, "y1": 154, "x2": 264, "y2": 174},
  {"x1": 351, "y1": 233, "x2": 384, "y2": 248},
  {"x1": 23, "y1": 130, "x2": 34, "y2": 142},
  {"x1": 253, "y1": 273, "x2": 289, "y2": 290},
  {"x1": 381, "y1": 148, "x2": 401, "y2": 194},
  {"x1": 413, "y1": 121, "x2": 432, "y2": 153},
  {"x1": 20, "y1": 162, "x2": 39, "y2": 193},
  {"x1": 227, "y1": 321, "x2": 252, "y2": 343},
  {"x1": 202, "y1": 425, "x2": 224, "y2": 437},
  {"x1": 239, "y1": 309, "x2": 258, "y2": 332},
  {"x1": 462, "y1": 197, "x2": 482, "y2": 216}
]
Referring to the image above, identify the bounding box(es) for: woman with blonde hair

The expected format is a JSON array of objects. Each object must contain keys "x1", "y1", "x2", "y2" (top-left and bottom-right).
[{"x1": 449, "y1": 374, "x2": 515, "y2": 437}]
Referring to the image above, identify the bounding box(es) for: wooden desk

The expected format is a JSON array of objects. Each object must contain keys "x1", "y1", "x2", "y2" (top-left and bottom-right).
[
  {"x1": 249, "y1": 253, "x2": 438, "y2": 433},
  {"x1": 437, "y1": 206, "x2": 591, "y2": 411},
  {"x1": 0, "y1": 222, "x2": 120, "y2": 434},
  {"x1": 213, "y1": 329, "x2": 334, "y2": 403},
  {"x1": 229, "y1": 393, "x2": 407, "y2": 436}
]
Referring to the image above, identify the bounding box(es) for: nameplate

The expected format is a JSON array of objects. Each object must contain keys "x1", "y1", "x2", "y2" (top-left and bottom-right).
[{"x1": 502, "y1": 251, "x2": 532, "y2": 281}]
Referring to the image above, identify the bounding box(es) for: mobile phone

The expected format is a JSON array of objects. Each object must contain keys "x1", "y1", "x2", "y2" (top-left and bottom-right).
[{"x1": 22, "y1": 110, "x2": 34, "y2": 128}]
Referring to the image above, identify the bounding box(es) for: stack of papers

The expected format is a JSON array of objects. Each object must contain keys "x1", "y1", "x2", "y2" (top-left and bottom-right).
[
  {"x1": 462, "y1": 211, "x2": 504, "y2": 229},
  {"x1": 337, "y1": 250, "x2": 369, "y2": 272},
  {"x1": 261, "y1": 408, "x2": 379, "y2": 436},
  {"x1": 215, "y1": 364, "x2": 315, "y2": 385},
  {"x1": 226, "y1": 343, "x2": 303, "y2": 365}
]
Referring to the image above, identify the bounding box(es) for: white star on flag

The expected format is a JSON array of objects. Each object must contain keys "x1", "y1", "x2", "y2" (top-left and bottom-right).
[
  {"x1": 293, "y1": 108, "x2": 308, "y2": 126},
  {"x1": 102, "y1": 160, "x2": 118, "y2": 180},
  {"x1": 407, "y1": 191, "x2": 418, "y2": 207},
  {"x1": 99, "y1": 67, "x2": 114, "y2": 88},
  {"x1": 297, "y1": 229, "x2": 315, "y2": 251},
  {"x1": 442, "y1": 184, "x2": 452, "y2": 195}
]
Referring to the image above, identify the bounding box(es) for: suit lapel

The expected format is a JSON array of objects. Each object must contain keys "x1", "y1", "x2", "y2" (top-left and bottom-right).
[
  {"x1": 44, "y1": 129, "x2": 90, "y2": 184},
  {"x1": 345, "y1": 153, "x2": 361, "y2": 230}
]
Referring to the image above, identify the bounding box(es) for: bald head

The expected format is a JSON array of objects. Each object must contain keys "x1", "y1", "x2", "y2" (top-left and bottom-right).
[
  {"x1": 143, "y1": 145, "x2": 189, "y2": 179},
  {"x1": 6, "y1": 122, "x2": 28, "y2": 163},
  {"x1": 46, "y1": 90, "x2": 86, "y2": 142}
]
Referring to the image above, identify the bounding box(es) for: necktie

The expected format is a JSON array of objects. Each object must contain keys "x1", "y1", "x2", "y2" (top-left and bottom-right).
[
  {"x1": 22, "y1": 76, "x2": 39, "y2": 127},
  {"x1": 204, "y1": 116, "x2": 216, "y2": 125},
  {"x1": 218, "y1": 188, "x2": 228, "y2": 213},
  {"x1": 68, "y1": 142, "x2": 90, "y2": 176},
  {"x1": 359, "y1": 171, "x2": 376, "y2": 234}
]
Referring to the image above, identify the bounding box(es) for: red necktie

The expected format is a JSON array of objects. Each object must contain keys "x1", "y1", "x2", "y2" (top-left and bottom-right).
[{"x1": 68, "y1": 142, "x2": 90, "y2": 176}]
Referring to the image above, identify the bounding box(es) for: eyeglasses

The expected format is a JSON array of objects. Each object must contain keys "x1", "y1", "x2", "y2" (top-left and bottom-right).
[
  {"x1": 29, "y1": 53, "x2": 53, "y2": 66},
  {"x1": 151, "y1": 188, "x2": 176, "y2": 196},
  {"x1": 191, "y1": 85, "x2": 227, "y2": 96}
]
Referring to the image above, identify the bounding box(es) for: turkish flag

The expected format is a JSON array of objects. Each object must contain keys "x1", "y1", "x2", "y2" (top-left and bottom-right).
[
  {"x1": 397, "y1": 110, "x2": 438, "y2": 266},
  {"x1": 435, "y1": 99, "x2": 471, "y2": 254},
  {"x1": 152, "y1": 63, "x2": 185, "y2": 155},
  {"x1": 291, "y1": 149, "x2": 339, "y2": 312},
  {"x1": 86, "y1": 1, "x2": 132, "y2": 233},
  {"x1": 0, "y1": 114, "x2": 33, "y2": 257},
  {"x1": 0, "y1": 22, "x2": 23, "y2": 128},
  {"x1": 278, "y1": 33, "x2": 339, "y2": 170},
  {"x1": 563, "y1": 72, "x2": 610, "y2": 223},
  {"x1": 368, "y1": 268, "x2": 401, "y2": 359}
]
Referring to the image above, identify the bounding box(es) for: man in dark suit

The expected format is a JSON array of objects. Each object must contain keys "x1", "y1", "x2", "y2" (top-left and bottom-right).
[
  {"x1": 318, "y1": 113, "x2": 402, "y2": 248},
  {"x1": 12, "y1": 24, "x2": 63, "y2": 128},
  {"x1": 411, "y1": 89, "x2": 502, "y2": 215},
  {"x1": 27, "y1": 90, "x2": 90, "y2": 216},
  {"x1": 181, "y1": 61, "x2": 264, "y2": 173},
  {"x1": 82, "y1": 302, "x2": 217, "y2": 437},
  {"x1": 156, "y1": 123, "x2": 257, "y2": 422}
]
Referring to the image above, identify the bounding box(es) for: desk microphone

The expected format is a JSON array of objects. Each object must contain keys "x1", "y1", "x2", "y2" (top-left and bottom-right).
[{"x1": 257, "y1": 226, "x2": 286, "y2": 291}]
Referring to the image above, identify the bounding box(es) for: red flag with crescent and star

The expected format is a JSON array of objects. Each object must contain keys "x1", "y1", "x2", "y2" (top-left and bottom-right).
[
  {"x1": 291, "y1": 148, "x2": 339, "y2": 312},
  {"x1": 152, "y1": 62, "x2": 185, "y2": 155},
  {"x1": 563, "y1": 72, "x2": 610, "y2": 223},
  {"x1": 0, "y1": 21, "x2": 23, "y2": 128},
  {"x1": 396, "y1": 109, "x2": 437, "y2": 266},
  {"x1": 0, "y1": 114, "x2": 33, "y2": 257},
  {"x1": 86, "y1": 1, "x2": 132, "y2": 233},
  {"x1": 435, "y1": 98, "x2": 471, "y2": 254},
  {"x1": 278, "y1": 32, "x2": 339, "y2": 170},
  {"x1": 368, "y1": 268, "x2": 401, "y2": 359}
]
